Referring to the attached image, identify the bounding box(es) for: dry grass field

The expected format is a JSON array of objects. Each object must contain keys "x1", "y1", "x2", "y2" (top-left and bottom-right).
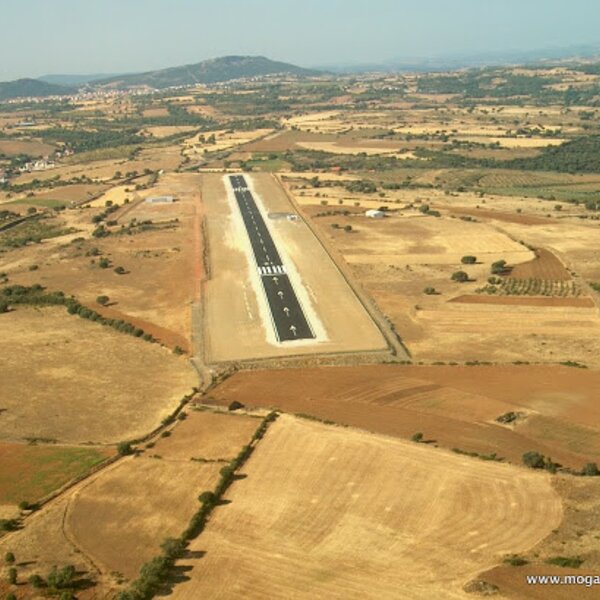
[
  {"x1": 171, "y1": 415, "x2": 561, "y2": 599},
  {"x1": 0, "y1": 410, "x2": 260, "y2": 594},
  {"x1": 291, "y1": 188, "x2": 600, "y2": 367},
  {"x1": 67, "y1": 458, "x2": 222, "y2": 580},
  {"x1": 0, "y1": 494, "x2": 103, "y2": 598},
  {"x1": 210, "y1": 364, "x2": 600, "y2": 469},
  {"x1": 0, "y1": 139, "x2": 55, "y2": 156},
  {"x1": 0, "y1": 307, "x2": 197, "y2": 444},
  {"x1": 3, "y1": 173, "x2": 202, "y2": 349}
]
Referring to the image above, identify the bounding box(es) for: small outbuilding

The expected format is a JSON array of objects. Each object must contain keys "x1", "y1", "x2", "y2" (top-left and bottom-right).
[
  {"x1": 365, "y1": 209, "x2": 385, "y2": 219},
  {"x1": 145, "y1": 195, "x2": 175, "y2": 204}
]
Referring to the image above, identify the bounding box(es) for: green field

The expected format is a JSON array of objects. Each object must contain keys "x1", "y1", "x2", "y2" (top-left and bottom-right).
[{"x1": 0, "y1": 444, "x2": 112, "y2": 504}]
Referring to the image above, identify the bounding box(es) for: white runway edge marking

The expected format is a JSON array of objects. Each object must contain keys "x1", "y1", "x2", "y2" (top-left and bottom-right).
[
  {"x1": 242, "y1": 174, "x2": 327, "y2": 344},
  {"x1": 223, "y1": 174, "x2": 328, "y2": 346}
]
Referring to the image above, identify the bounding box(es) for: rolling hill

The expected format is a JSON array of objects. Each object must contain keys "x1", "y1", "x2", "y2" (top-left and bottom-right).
[
  {"x1": 94, "y1": 55, "x2": 321, "y2": 89},
  {"x1": 0, "y1": 78, "x2": 73, "y2": 101}
]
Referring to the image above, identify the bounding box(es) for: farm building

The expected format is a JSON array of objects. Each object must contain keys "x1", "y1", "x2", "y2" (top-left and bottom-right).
[
  {"x1": 365, "y1": 209, "x2": 385, "y2": 219},
  {"x1": 145, "y1": 195, "x2": 175, "y2": 204}
]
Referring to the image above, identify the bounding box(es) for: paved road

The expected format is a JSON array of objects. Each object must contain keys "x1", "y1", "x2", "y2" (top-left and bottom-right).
[{"x1": 229, "y1": 175, "x2": 314, "y2": 342}]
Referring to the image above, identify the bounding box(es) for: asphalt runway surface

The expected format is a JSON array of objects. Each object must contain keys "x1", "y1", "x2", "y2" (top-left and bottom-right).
[{"x1": 229, "y1": 175, "x2": 314, "y2": 342}]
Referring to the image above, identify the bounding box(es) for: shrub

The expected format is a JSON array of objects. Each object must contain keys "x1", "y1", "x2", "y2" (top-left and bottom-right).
[
  {"x1": 6, "y1": 594, "x2": 16, "y2": 600},
  {"x1": 522, "y1": 451, "x2": 545, "y2": 469},
  {"x1": 582, "y1": 462, "x2": 600, "y2": 476},
  {"x1": 18, "y1": 500, "x2": 30, "y2": 511},
  {"x1": 219, "y1": 466, "x2": 235, "y2": 480},
  {"x1": 503, "y1": 555, "x2": 529, "y2": 566},
  {"x1": 29, "y1": 574, "x2": 44, "y2": 588},
  {"x1": 96, "y1": 295, "x2": 109, "y2": 305},
  {"x1": 5, "y1": 552, "x2": 15, "y2": 564},
  {"x1": 344, "y1": 225, "x2": 353, "y2": 232},
  {"x1": 491, "y1": 260, "x2": 507, "y2": 275},
  {"x1": 0, "y1": 299, "x2": 9, "y2": 313},
  {"x1": 461, "y1": 255, "x2": 477, "y2": 264},
  {"x1": 423, "y1": 287, "x2": 437, "y2": 295},
  {"x1": 114, "y1": 266, "x2": 126, "y2": 275},
  {"x1": 411, "y1": 432, "x2": 423, "y2": 443},
  {"x1": 8, "y1": 567, "x2": 17, "y2": 584},
  {"x1": 160, "y1": 537, "x2": 185, "y2": 560},
  {"x1": 98, "y1": 257, "x2": 110, "y2": 269},
  {"x1": 47, "y1": 565, "x2": 75, "y2": 589},
  {"x1": 117, "y1": 441, "x2": 134, "y2": 456},
  {"x1": 198, "y1": 491, "x2": 216, "y2": 505},
  {"x1": 546, "y1": 556, "x2": 584, "y2": 569},
  {"x1": 0, "y1": 519, "x2": 18, "y2": 532},
  {"x1": 451, "y1": 271, "x2": 469, "y2": 282}
]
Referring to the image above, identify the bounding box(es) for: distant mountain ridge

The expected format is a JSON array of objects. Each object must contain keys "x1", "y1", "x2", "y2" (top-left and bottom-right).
[
  {"x1": 94, "y1": 55, "x2": 321, "y2": 89},
  {"x1": 0, "y1": 78, "x2": 73, "y2": 101},
  {"x1": 0, "y1": 56, "x2": 320, "y2": 100},
  {"x1": 38, "y1": 73, "x2": 126, "y2": 86}
]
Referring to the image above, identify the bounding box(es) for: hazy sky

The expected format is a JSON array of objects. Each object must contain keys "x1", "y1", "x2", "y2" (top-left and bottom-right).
[{"x1": 2, "y1": 0, "x2": 600, "y2": 80}]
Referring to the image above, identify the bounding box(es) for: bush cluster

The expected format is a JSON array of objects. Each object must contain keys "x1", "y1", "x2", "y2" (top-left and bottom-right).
[{"x1": 1, "y1": 285, "x2": 154, "y2": 343}]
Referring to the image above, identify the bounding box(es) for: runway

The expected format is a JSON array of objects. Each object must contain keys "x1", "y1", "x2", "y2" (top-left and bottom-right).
[{"x1": 229, "y1": 175, "x2": 314, "y2": 342}]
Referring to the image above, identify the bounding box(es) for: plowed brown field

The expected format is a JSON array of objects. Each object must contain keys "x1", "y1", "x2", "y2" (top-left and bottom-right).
[
  {"x1": 210, "y1": 364, "x2": 600, "y2": 469},
  {"x1": 510, "y1": 248, "x2": 571, "y2": 280}
]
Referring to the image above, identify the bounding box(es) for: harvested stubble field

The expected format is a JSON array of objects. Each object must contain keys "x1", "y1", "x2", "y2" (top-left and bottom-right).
[
  {"x1": 0, "y1": 307, "x2": 197, "y2": 444},
  {"x1": 210, "y1": 364, "x2": 600, "y2": 469},
  {"x1": 67, "y1": 458, "x2": 222, "y2": 580},
  {"x1": 171, "y1": 415, "x2": 561, "y2": 600},
  {"x1": 480, "y1": 476, "x2": 600, "y2": 599}
]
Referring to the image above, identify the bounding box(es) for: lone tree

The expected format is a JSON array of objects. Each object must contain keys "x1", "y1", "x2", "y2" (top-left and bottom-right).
[
  {"x1": 582, "y1": 462, "x2": 600, "y2": 476},
  {"x1": 8, "y1": 567, "x2": 17, "y2": 585},
  {"x1": 4, "y1": 552, "x2": 15, "y2": 564},
  {"x1": 198, "y1": 491, "x2": 216, "y2": 505},
  {"x1": 29, "y1": 574, "x2": 44, "y2": 588},
  {"x1": 491, "y1": 260, "x2": 507, "y2": 275},
  {"x1": 47, "y1": 564, "x2": 75, "y2": 590},
  {"x1": 451, "y1": 271, "x2": 469, "y2": 283},
  {"x1": 461, "y1": 256, "x2": 477, "y2": 264},
  {"x1": 96, "y1": 295, "x2": 109, "y2": 306},
  {"x1": 117, "y1": 441, "x2": 134, "y2": 456},
  {"x1": 522, "y1": 451, "x2": 545, "y2": 469}
]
